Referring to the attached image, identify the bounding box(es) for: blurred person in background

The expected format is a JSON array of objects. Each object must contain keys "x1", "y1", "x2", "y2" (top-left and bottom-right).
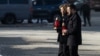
[
  {"x1": 36, "y1": 18, "x2": 43, "y2": 23},
  {"x1": 80, "y1": 3, "x2": 91, "y2": 26}
]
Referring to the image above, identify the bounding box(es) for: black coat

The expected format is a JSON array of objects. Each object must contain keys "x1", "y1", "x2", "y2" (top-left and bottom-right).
[
  {"x1": 56, "y1": 15, "x2": 69, "y2": 44},
  {"x1": 67, "y1": 12, "x2": 82, "y2": 46},
  {"x1": 56, "y1": 12, "x2": 82, "y2": 45}
]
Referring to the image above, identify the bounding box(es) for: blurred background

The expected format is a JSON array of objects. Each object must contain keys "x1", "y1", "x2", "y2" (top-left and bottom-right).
[{"x1": 0, "y1": 0, "x2": 100, "y2": 56}]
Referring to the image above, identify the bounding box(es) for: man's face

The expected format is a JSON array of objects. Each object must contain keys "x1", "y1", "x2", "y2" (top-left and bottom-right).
[{"x1": 66, "y1": 7, "x2": 71, "y2": 15}]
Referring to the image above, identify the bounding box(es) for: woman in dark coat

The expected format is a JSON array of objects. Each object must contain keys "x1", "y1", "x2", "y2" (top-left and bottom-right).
[{"x1": 56, "y1": 4, "x2": 70, "y2": 56}]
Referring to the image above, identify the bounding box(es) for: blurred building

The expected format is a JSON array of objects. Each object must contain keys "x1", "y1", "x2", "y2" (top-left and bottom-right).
[
  {"x1": 89, "y1": 0, "x2": 100, "y2": 11},
  {"x1": 68, "y1": 0, "x2": 100, "y2": 11}
]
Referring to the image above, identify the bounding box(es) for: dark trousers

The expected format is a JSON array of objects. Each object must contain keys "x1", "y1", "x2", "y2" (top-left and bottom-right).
[
  {"x1": 37, "y1": 18, "x2": 43, "y2": 23},
  {"x1": 83, "y1": 14, "x2": 91, "y2": 26},
  {"x1": 58, "y1": 43, "x2": 79, "y2": 56}
]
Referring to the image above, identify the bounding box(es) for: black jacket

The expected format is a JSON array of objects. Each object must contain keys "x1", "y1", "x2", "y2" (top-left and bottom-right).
[
  {"x1": 56, "y1": 15, "x2": 69, "y2": 44},
  {"x1": 67, "y1": 12, "x2": 82, "y2": 46},
  {"x1": 56, "y1": 12, "x2": 82, "y2": 45}
]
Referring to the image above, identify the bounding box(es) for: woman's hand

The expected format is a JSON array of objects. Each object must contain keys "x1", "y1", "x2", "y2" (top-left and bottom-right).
[{"x1": 62, "y1": 29, "x2": 68, "y2": 36}]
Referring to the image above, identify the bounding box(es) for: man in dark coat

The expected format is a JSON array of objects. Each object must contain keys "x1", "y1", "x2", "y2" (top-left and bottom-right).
[
  {"x1": 80, "y1": 3, "x2": 91, "y2": 26},
  {"x1": 56, "y1": 4, "x2": 82, "y2": 56},
  {"x1": 66, "y1": 4, "x2": 82, "y2": 56}
]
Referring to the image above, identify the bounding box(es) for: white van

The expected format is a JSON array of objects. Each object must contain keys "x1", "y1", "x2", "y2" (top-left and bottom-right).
[{"x1": 0, "y1": 0, "x2": 32, "y2": 24}]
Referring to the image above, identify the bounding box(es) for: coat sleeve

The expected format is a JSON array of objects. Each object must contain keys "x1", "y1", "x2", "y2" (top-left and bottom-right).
[
  {"x1": 56, "y1": 19, "x2": 62, "y2": 33},
  {"x1": 67, "y1": 15, "x2": 78, "y2": 35}
]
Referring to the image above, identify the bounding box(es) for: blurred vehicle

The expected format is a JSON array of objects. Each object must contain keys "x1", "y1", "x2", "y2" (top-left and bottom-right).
[
  {"x1": 68, "y1": 0, "x2": 77, "y2": 3},
  {"x1": 32, "y1": 0, "x2": 68, "y2": 23},
  {"x1": 0, "y1": 0, "x2": 32, "y2": 24},
  {"x1": 74, "y1": 0, "x2": 84, "y2": 11},
  {"x1": 89, "y1": 0, "x2": 100, "y2": 11}
]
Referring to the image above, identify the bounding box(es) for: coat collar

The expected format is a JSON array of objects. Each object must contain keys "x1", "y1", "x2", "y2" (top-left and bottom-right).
[{"x1": 69, "y1": 13, "x2": 76, "y2": 21}]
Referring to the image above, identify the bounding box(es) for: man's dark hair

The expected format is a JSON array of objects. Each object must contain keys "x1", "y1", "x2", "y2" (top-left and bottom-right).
[{"x1": 70, "y1": 4, "x2": 77, "y2": 10}]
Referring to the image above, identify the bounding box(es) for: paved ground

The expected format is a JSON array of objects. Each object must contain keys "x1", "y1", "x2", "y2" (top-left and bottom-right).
[{"x1": 0, "y1": 10, "x2": 100, "y2": 56}]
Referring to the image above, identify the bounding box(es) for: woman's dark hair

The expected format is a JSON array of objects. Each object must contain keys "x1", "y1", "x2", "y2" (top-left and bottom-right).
[
  {"x1": 59, "y1": 3, "x2": 70, "y2": 15},
  {"x1": 59, "y1": 3, "x2": 67, "y2": 13}
]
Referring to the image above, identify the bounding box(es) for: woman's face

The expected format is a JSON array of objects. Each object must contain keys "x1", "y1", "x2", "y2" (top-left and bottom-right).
[
  {"x1": 66, "y1": 7, "x2": 71, "y2": 15},
  {"x1": 60, "y1": 7, "x2": 64, "y2": 16}
]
